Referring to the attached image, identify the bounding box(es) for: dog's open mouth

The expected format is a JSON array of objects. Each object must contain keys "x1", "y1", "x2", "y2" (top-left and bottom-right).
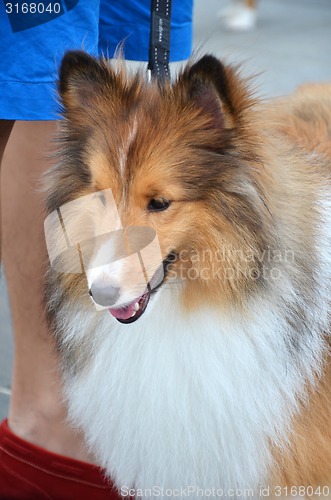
[
  {"x1": 108, "y1": 252, "x2": 177, "y2": 324},
  {"x1": 108, "y1": 289, "x2": 151, "y2": 324}
]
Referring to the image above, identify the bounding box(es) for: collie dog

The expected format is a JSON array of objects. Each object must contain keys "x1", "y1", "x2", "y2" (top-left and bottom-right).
[{"x1": 44, "y1": 51, "x2": 331, "y2": 498}]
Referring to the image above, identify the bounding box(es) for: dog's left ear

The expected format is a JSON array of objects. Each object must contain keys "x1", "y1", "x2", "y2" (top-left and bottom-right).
[
  {"x1": 177, "y1": 55, "x2": 250, "y2": 128},
  {"x1": 59, "y1": 51, "x2": 113, "y2": 112}
]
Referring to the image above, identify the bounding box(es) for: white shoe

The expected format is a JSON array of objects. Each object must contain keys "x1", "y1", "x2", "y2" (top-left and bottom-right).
[{"x1": 218, "y1": 4, "x2": 257, "y2": 31}]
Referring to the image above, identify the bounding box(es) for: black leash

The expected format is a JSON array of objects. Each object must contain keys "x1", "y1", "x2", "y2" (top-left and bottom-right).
[{"x1": 148, "y1": 0, "x2": 172, "y2": 82}]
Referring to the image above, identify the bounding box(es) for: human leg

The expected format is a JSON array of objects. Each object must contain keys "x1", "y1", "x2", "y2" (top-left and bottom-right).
[
  {"x1": 1, "y1": 120, "x2": 94, "y2": 461},
  {"x1": 0, "y1": 120, "x2": 15, "y2": 263}
]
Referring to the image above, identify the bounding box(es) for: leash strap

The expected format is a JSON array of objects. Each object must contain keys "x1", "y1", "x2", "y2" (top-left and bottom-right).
[{"x1": 148, "y1": 0, "x2": 172, "y2": 82}]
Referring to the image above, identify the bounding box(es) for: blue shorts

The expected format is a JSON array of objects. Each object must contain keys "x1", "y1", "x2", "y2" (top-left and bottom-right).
[{"x1": 0, "y1": 0, "x2": 193, "y2": 120}]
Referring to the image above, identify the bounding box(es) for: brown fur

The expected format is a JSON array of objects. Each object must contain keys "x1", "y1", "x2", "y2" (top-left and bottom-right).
[
  {"x1": 45, "y1": 52, "x2": 331, "y2": 493},
  {"x1": 264, "y1": 84, "x2": 331, "y2": 493},
  {"x1": 271, "y1": 362, "x2": 331, "y2": 493}
]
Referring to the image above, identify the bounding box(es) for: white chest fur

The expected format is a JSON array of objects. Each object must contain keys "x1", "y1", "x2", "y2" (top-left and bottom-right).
[{"x1": 61, "y1": 282, "x2": 327, "y2": 499}]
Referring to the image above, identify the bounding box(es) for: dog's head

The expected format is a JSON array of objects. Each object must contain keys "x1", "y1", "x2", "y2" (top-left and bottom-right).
[{"x1": 45, "y1": 51, "x2": 272, "y2": 323}]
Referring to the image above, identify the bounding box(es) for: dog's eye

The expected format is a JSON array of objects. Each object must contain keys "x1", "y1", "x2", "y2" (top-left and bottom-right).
[{"x1": 147, "y1": 198, "x2": 171, "y2": 212}]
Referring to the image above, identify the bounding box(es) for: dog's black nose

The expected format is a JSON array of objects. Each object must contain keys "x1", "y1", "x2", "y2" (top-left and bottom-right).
[{"x1": 89, "y1": 284, "x2": 120, "y2": 307}]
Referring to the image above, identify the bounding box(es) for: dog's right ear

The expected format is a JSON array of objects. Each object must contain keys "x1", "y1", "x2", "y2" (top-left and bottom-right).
[{"x1": 59, "y1": 51, "x2": 112, "y2": 112}]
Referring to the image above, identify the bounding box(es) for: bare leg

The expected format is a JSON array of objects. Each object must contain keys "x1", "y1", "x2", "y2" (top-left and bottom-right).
[
  {"x1": 0, "y1": 120, "x2": 15, "y2": 263},
  {"x1": 1, "y1": 121, "x2": 95, "y2": 462}
]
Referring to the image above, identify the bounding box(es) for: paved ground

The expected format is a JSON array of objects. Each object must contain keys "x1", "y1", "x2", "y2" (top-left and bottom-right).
[
  {"x1": 0, "y1": 0, "x2": 330, "y2": 420},
  {"x1": 0, "y1": 273, "x2": 12, "y2": 420}
]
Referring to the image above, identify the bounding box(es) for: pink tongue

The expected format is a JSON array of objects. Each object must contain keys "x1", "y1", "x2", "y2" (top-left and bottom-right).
[{"x1": 109, "y1": 300, "x2": 137, "y2": 320}]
